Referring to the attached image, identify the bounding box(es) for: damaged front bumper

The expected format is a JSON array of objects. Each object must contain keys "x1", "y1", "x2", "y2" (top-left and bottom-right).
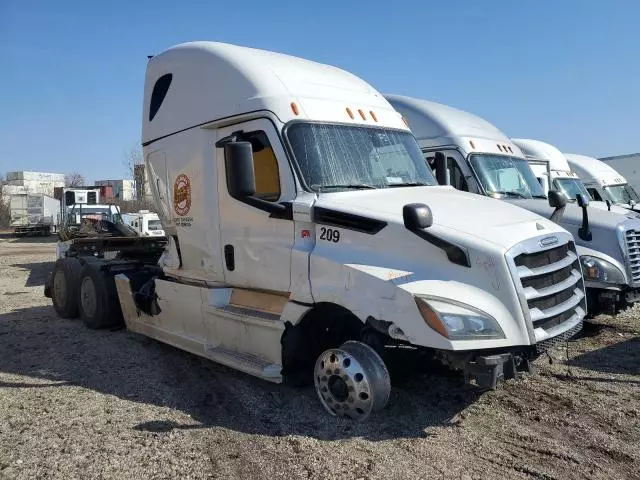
[{"x1": 439, "y1": 320, "x2": 583, "y2": 389}]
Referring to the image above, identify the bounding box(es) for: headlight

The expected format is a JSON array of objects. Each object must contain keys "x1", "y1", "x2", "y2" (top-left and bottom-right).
[
  {"x1": 414, "y1": 296, "x2": 505, "y2": 340},
  {"x1": 580, "y1": 256, "x2": 625, "y2": 284}
]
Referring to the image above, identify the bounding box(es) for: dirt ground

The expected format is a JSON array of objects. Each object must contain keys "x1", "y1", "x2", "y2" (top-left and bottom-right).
[{"x1": 0, "y1": 235, "x2": 638, "y2": 480}]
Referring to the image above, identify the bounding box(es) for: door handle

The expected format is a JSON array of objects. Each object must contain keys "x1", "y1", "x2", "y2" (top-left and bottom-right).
[{"x1": 224, "y1": 245, "x2": 235, "y2": 271}]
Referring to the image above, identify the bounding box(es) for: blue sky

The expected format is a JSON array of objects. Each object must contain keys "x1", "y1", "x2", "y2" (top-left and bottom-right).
[{"x1": 1, "y1": 0, "x2": 638, "y2": 182}]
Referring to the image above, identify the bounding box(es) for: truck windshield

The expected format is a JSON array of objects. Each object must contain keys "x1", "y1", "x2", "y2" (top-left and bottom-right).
[
  {"x1": 147, "y1": 219, "x2": 163, "y2": 230},
  {"x1": 469, "y1": 154, "x2": 546, "y2": 199},
  {"x1": 286, "y1": 123, "x2": 436, "y2": 191},
  {"x1": 604, "y1": 184, "x2": 640, "y2": 204},
  {"x1": 553, "y1": 178, "x2": 591, "y2": 202}
]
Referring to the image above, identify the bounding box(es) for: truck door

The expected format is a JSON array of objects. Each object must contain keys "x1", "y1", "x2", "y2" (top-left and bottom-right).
[
  {"x1": 146, "y1": 151, "x2": 171, "y2": 223},
  {"x1": 216, "y1": 119, "x2": 295, "y2": 293}
]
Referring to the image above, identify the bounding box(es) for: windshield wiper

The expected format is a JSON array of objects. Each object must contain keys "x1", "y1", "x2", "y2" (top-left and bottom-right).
[
  {"x1": 388, "y1": 182, "x2": 428, "y2": 188},
  {"x1": 492, "y1": 190, "x2": 528, "y2": 199},
  {"x1": 312, "y1": 183, "x2": 376, "y2": 191},
  {"x1": 532, "y1": 194, "x2": 548, "y2": 199}
]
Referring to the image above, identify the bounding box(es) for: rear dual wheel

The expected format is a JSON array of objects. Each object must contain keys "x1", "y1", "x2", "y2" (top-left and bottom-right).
[
  {"x1": 78, "y1": 264, "x2": 123, "y2": 329},
  {"x1": 314, "y1": 341, "x2": 391, "y2": 421},
  {"x1": 51, "y1": 258, "x2": 82, "y2": 318}
]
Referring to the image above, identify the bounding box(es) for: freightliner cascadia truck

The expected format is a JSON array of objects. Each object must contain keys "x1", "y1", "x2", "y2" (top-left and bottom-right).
[{"x1": 47, "y1": 42, "x2": 585, "y2": 420}]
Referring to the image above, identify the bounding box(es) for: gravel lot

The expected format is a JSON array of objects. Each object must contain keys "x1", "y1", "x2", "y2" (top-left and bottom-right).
[{"x1": 1, "y1": 234, "x2": 639, "y2": 479}]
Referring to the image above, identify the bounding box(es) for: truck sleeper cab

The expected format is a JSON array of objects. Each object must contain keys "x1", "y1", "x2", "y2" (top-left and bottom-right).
[
  {"x1": 50, "y1": 43, "x2": 584, "y2": 421},
  {"x1": 386, "y1": 95, "x2": 640, "y2": 313},
  {"x1": 565, "y1": 153, "x2": 640, "y2": 211},
  {"x1": 511, "y1": 138, "x2": 632, "y2": 216}
]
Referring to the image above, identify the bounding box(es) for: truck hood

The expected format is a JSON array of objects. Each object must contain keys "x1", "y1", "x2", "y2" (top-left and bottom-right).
[
  {"x1": 504, "y1": 198, "x2": 638, "y2": 230},
  {"x1": 314, "y1": 186, "x2": 562, "y2": 250}
]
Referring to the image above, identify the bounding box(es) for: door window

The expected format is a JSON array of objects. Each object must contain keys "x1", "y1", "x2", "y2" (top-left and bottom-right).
[
  {"x1": 424, "y1": 154, "x2": 468, "y2": 190},
  {"x1": 587, "y1": 188, "x2": 602, "y2": 201},
  {"x1": 242, "y1": 131, "x2": 281, "y2": 201}
]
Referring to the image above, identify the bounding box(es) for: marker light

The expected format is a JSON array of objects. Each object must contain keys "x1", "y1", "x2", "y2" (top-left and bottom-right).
[
  {"x1": 469, "y1": 140, "x2": 476, "y2": 149},
  {"x1": 358, "y1": 109, "x2": 366, "y2": 120},
  {"x1": 346, "y1": 107, "x2": 354, "y2": 119},
  {"x1": 290, "y1": 102, "x2": 299, "y2": 115},
  {"x1": 369, "y1": 111, "x2": 378, "y2": 122}
]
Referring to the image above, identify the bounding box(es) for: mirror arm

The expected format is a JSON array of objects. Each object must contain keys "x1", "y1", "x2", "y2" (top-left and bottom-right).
[
  {"x1": 578, "y1": 205, "x2": 592, "y2": 241},
  {"x1": 550, "y1": 205, "x2": 565, "y2": 223},
  {"x1": 405, "y1": 227, "x2": 470, "y2": 267}
]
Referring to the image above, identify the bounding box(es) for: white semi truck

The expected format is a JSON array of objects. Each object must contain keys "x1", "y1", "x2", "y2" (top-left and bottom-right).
[
  {"x1": 511, "y1": 139, "x2": 632, "y2": 215},
  {"x1": 564, "y1": 154, "x2": 640, "y2": 211},
  {"x1": 599, "y1": 153, "x2": 640, "y2": 195},
  {"x1": 47, "y1": 42, "x2": 586, "y2": 420},
  {"x1": 122, "y1": 210, "x2": 165, "y2": 236},
  {"x1": 9, "y1": 193, "x2": 61, "y2": 236},
  {"x1": 386, "y1": 95, "x2": 640, "y2": 313}
]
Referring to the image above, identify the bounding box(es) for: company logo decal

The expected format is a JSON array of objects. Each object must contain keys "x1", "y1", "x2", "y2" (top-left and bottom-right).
[
  {"x1": 173, "y1": 174, "x2": 191, "y2": 216},
  {"x1": 539, "y1": 235, "x2": 559, "y2": 247}
]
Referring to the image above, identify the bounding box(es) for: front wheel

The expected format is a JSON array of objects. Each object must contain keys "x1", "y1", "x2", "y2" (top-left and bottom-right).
[{"x1": 314, "y1": 340, "x2": 391, "y2": 421}]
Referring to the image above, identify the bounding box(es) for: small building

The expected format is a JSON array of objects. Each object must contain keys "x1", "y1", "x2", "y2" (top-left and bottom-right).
[
  {"x1": 2, "y1": 171, "x2": 65, "y2": 200},
  {"x1": 94, "y1": 179, "x2": 135, "y2": 201}
]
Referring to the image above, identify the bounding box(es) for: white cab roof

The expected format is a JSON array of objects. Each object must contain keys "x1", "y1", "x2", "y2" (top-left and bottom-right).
[
  {"x1": 143, "y1": 42, "x2": 405, "y2": 144},
  {"x1": 511, "y1": 139, "x2": 574, "y2": 174},
  {"x1": 564, "y1": 153, "x2": 628, "y2": 185},
  {"x1": 385, "y1": 95, "x2": 524, "y2": 157}
]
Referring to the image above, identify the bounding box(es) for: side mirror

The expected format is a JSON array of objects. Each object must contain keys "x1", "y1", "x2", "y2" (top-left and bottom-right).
[
  {"x1": 576, "y1": 193, "x2": 589, "y2": 208},
  {"x1": 576, "y1": 193, "x2": 592, "y2": 241},
  {"x1": 224, "y1": 141, "x2": 256, "y2": 199},
  {"x1": 403, "y1": 203, "x2": 433, "y2": 230},
  {"x1": 548, "y1": 190, "x2": 567, "y2": 223},
  {"x1": 548, "y1": 190, "x2": 567, "y2": 209},
  {"x1": 434, "y1": 152, "x2": 449, "y2": 186}
]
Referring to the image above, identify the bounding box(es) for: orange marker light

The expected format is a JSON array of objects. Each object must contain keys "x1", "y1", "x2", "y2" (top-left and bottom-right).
[
  {"x1": 358, "y1": 109, "x2": 366, "y2": 120},
  {"x1": 346, "y1": 107, "x2": 354, "y2": 119},
  {"x1": 369, "y1": 110, "x2": 378, "y2": 122},
  {"x1": 290, "y1": 102, "x2": 299, "y2": 115}
]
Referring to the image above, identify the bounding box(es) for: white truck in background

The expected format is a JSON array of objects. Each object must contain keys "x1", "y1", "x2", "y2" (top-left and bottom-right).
[
  {"x1": 9, "y1": 193, "x2": 60, "y2": 236},
  {"x1": 122, "y1": 210, "x2": 165, "y2": 236},
  {"x1": 564, "y1": 154, "x2": 640, "y2": 211},
  {"x1": 599, "y1": 153, "x2": 640, "y2": 196},
  {"x1": 511, "y1": 139, "x2": 632, "y2": 215},
  {"x1": 386, "y1": 95, "x2": 640, "y2": 314},
  {"x1": 47, "y1": 42, "x2": 585, "y2": 420}
]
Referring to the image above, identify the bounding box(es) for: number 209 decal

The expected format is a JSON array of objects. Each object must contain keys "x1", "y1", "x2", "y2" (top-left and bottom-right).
[{"x1": 319, "y1": 227, "x2": 340, "y2": 243}]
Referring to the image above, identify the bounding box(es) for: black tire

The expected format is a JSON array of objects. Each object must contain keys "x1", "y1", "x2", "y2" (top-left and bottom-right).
[
  {"x1": 78, "y1": 264, "x2": 123, "y2": 329},
  {"x1": 51, "y1": 258, "x2": 82, "y2": 318}
]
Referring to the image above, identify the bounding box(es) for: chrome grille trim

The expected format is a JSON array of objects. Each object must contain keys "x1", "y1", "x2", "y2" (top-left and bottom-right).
[
  {"x1": 506, "y1": 233, "x2": 586, "y2": 345},
  {"x1": 625, "y1": 228, "x2": 640, "y2": 284}
]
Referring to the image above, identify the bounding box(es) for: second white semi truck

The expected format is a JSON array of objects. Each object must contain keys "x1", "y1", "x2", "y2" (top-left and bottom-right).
[
  {"x1": 47, "y1": 42, "x2": 586, "y2": 420},
  {"x1": 387, "y1": 95, "x2": 640, "y2": 314}
]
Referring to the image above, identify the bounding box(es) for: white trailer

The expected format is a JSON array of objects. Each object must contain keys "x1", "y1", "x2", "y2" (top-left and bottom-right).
[
  {"x1": 565, "y1": 153, "x2": 640, "y2": 210},
  {"x1": 511, "y1": 139, "x2": 631, "y2": 215},
  {"x1": 122, "y1": 210, "x2": 165, "y2": 236},
  {"x1": 47, "y1": 42, "x2": 584, "y2": 420},
  {"x1": 10, "y1": 193, "x2": 60, "y2": 236}
]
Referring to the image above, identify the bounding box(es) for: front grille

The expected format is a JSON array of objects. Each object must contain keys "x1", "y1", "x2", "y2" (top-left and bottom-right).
[
  {"x1": 625, "y1": 228, "x2": 640, "y2": 283},
  {"x1": 514, "y1": 241, "x2": 585, "y2": 338}
]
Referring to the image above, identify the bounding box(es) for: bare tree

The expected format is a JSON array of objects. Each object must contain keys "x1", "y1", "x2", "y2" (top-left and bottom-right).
[
  {"x1": 123, "y1": 144, "x2": 155, "y2": 212},
  {"x1": 65, "y1": 172, "x2": 85, "y2": 187}
]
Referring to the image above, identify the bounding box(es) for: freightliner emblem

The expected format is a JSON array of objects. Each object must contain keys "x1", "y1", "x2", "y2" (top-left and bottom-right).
[{"x1": 539, "y1": 236, "x2": 559, "y2": 247}]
